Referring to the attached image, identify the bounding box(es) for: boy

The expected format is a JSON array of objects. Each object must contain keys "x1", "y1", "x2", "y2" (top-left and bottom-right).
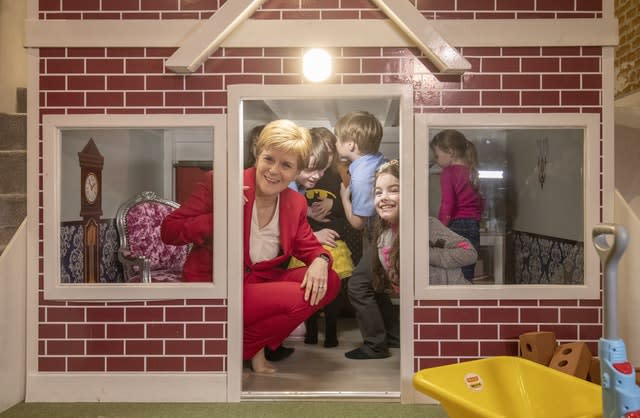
[{"x1": 335, "y1": 111, "x2": 399, "y2": 360}]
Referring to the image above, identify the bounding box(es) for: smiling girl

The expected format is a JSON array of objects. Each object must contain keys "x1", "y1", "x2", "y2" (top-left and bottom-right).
[{"x1": 371, "y1": 160, "x2": 401, "y2": 294}]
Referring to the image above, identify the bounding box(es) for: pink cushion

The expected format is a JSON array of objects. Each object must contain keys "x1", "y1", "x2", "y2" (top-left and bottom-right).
[{"x1": 126, "y1": 202, "x2": 187, "y2": 271}]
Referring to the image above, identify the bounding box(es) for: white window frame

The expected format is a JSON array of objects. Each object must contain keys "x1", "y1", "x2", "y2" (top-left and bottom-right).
[
  {"x1": 42, "y1": 114, "x2": 227, "y2": 300},
  {"x1": 414, "y1": 113, "x2": 601, "y2": 300}
]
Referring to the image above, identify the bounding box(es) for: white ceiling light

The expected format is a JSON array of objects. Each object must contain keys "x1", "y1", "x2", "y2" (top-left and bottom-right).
[
  {"x1": 303, "y1": 48, "x2": 332, "y2": 82},
  {"x1": 479, "y1": 170, "x2": 504, "y2": 179}
]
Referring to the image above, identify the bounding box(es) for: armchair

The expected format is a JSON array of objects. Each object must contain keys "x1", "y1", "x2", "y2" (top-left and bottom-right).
[{"x1": 116, "y1": 191, "x2": 188, "y2": 283}]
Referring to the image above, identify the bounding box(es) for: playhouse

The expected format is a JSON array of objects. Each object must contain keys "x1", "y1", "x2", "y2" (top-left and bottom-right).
[{"x1": 0, "y1": 0, "x2": 624, "y2": 405}]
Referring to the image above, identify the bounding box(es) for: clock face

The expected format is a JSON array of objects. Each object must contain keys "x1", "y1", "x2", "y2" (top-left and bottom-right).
[{"x1": 84, "y1": 172, "x2": 99, "y2": 204}]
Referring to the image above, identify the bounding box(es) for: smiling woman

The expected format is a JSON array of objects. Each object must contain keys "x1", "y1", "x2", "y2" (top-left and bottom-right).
[{"x1": 162, "y1": 119, "x2": 341, "y2": 373}]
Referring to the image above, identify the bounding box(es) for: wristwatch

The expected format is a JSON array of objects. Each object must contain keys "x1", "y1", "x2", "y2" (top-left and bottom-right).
[{"x1": 318, "y1": 254, "x2": 330, "y2": 263}]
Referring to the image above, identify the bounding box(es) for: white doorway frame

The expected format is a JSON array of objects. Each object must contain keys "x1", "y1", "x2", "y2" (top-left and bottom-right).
[{"x1": 226, "y1": 84, "x2": 415, "y2": 402}]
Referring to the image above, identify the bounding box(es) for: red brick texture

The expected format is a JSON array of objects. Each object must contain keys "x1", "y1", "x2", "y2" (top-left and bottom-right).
[
  {"x1": 40, "y1": 0, "x2": 602, "y2": 19},
  {"x1": 37, "y1": 4, "x2": 604, "y2": 374}
]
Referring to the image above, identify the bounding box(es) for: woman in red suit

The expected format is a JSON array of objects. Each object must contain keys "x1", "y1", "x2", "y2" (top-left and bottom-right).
[{"x1": 161, "y1": 119, "x2": 340, "y2": 373}]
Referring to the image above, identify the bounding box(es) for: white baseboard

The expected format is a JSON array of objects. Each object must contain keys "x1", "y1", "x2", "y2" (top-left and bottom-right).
[{"x1": 26, "y1": 373, "x2": 228, "y2": 402}]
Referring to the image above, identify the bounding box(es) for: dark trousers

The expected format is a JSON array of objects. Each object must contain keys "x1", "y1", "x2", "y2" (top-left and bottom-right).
[
  {"x1": 448, "y1": 218, "x2": 480, "y2": 281},
  {"x1": 304, "y1": 285, "x2": 344, "y2": 343},
  {"x1": 347, "y1": 237, "x2": 399, "y2": 355}
]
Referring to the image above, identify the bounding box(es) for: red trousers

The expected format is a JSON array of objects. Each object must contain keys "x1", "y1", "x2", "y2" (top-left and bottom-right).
[{"x1": 243, "y1": 267, "x2": 340, "y2": 360}]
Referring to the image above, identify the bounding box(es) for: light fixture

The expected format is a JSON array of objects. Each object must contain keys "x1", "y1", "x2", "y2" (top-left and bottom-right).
[
  {"x1": 303, "y1": 48, "x2": 332, "y2": 82},
  {"x1": 479, "y1": 170, "x2": 504, "y2": 179}
]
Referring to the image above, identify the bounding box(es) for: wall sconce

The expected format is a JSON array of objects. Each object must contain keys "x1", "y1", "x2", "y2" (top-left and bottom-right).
[
  {"x1": 303, "y1": 48, "x2": 332, "y2": 82},
  {"x1": 537, "y1": 137, "x2": 549, "y2": 189}
]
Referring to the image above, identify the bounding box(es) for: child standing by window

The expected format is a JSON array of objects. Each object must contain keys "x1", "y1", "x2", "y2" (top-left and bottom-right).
[{"x1": 430, "y1": 129, "x2": 483, "y2": 282}]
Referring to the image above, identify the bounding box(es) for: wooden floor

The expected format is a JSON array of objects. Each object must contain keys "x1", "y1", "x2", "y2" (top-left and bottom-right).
[{"x1": 242, "y1": 317, "x2": 401, "y2": 398}]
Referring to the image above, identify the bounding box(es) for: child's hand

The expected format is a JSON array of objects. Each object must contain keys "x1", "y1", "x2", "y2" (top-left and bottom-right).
[
  {"x1": 314, "y1": 228, "x2": 339, "y2": 248},
  {"x1": 309, "y1": 199, "x2": 332, "y2": 222}
]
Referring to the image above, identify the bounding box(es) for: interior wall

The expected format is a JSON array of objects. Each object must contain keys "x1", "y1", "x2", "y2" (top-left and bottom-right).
[
  {"x1": 507, "y1": 129, "x2": 583, "y2": 241},
  {"x1": 615, "y1": 110, "x2": 640, "y2": 215},
  {"x1": 0, "y1": 222, "x2": 26, "y2": 412},
  {"x1": 60, "y1": 129, "x2": 165, "y2": 221},
  {"x1": 0, "y1": 0, "x2": 27, "y2": 113}
]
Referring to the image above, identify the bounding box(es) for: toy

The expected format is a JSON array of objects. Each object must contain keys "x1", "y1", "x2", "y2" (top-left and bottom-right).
[
  {"x1": 519, "y1": 331, "x2": 557, "y2": 365},
  {"x1": 412, "y1": 223, "x2": 640, "y2": 417},
  {"x1": 593, "y1": 224, "x2": 640, "y2": 418}
]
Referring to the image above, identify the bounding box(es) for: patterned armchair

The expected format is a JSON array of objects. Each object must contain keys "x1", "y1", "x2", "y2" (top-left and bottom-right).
[{"x1": 116, "y1": 191, "x2": 188, "y2": 283}]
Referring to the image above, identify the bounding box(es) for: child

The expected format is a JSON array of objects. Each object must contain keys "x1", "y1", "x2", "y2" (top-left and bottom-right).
[
  {"x1": 371, "y1": 160, "x2": 401, "y2": 295},
  {"x1": 334, "y1": 111, "x2": 397, "y2": 360},
  {"x1": 428, "y1": 216, "x2": 478, "y2": 285},
  {"x1": 370, "y1": 160, "x2": 478, "y2": 294},
  {"x1": 288, "y1": 127, "x2": 361, "y2": 348},
  {"x1": 244, "y1": 124, "x2": 265, "y2": 169},
  {"x1": 430, "y1": 129, "x2": 483, "y2": 282}
]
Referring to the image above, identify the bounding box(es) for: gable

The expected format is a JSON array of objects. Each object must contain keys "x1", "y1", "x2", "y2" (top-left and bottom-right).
[{"x1": 165, "y1": 0, "x2": 471, "y2": 74}]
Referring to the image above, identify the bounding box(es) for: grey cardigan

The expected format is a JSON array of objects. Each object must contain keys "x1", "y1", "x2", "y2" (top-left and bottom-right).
[{"x1": 429, "y1": 217, "x2": 478, "y2": 285}]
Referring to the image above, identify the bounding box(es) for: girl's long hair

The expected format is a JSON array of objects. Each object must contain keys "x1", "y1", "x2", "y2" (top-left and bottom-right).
[
  {"x1": 371, "y1": 160, "x2": 400, "y2": 293},
  {"x1": 430, "y1": 129, "x2": 480, "y2": 190}
]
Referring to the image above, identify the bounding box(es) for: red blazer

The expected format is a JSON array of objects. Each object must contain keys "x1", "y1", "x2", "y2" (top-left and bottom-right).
[
  {"x1": 161, "y1": 168, "x2": 331, "y2": 282},
  {"x1": 241, "y1": 167, "x2": 331, "y2": 283},
  {"x1": 161, "y1": 171, "x2": 214, "y2": 282}
]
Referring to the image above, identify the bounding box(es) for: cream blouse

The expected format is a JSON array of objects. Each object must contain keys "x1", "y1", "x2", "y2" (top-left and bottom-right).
[{"x1": 249, "y1": 197, "x2": 281, "y2": 263}]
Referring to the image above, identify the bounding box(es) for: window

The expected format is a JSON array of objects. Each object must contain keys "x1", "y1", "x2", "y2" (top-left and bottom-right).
[
  {"x1": 414, "y1": 113, "x2": 601, "y2": 299},
  {"x1": 43, "y1": 114, "x2": 226, "y2": 300}
]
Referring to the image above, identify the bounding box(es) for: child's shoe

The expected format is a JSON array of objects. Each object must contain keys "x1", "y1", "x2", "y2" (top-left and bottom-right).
[{"x1": 304, "y1": 317, "x2": 318, "y2": 345}]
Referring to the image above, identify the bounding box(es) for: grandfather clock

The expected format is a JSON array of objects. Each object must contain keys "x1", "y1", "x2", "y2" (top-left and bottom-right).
[{"x1": 78, "y1": 139, "x2": 104, "y2": 283}]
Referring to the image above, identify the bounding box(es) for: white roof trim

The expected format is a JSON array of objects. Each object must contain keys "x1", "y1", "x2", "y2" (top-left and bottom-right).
[
  {"x1": 165, "y1": 0, "x2": 470, "y2": 74},
  {"x1": 24, "y1": 19, "x2": 619, "y2": 49},
  {"x1": 165, "y1": 0, "x2": 266, "y2": 73},
  {"x1": 370, "y1": 0, "x2": 470, "y2": 73}
]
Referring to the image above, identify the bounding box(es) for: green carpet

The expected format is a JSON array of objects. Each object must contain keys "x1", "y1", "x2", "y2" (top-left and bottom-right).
[{"x1": 1, "y1": 402, "x2": 448, "y2": 418}]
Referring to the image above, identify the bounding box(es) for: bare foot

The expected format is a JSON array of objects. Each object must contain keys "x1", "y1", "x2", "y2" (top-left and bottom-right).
[{"x1": 251, "y1": 348, "x2": 277, "y2": 374}]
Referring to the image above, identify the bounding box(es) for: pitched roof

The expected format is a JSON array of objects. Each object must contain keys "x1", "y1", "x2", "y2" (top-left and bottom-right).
[{"x1": 165, "y1": 0, "x2": 470, "y2": 74}]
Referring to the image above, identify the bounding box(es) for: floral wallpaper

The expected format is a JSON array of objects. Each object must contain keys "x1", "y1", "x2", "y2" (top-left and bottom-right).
[
  {"x1": 509, "y1": 230, "x2": 584, "y2": 284},
  {"x1": 60, "y1": 219, "x2": 123, "y2": 283}
]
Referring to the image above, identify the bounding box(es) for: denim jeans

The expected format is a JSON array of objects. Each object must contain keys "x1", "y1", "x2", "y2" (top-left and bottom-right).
[{"x1": 448, "y1": 218, "x2": 480, "y2": 281}]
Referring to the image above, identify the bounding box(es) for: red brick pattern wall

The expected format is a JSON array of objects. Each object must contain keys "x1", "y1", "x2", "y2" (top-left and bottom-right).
[
  {"x1": 38, "y1": 297, "x2": 228, "y2": 372},
  {"x1": 38, "y1": 0, "x2": 602, "y2": 19},
  {"x1": 615, "y1": 0, "x2": 640, "y2": 97},
  {"x1": 37, "y1": 3, "x2": 604, "y2": 374},
  {"x1": 414, "y1": 299, "x2": 602, "y2": 370}
]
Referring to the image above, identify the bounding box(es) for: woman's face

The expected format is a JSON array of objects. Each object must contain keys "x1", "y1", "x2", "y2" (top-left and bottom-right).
[
  {"x1": 255, "y1": 147, "x2": 300, "y2": 198},
  {"x1": 432, "y1": 145, "x2": 453, "y2": 168},
  {"x1": 374, "y1": 172, "x2": 400, "y2": 225},
  {"x1": 295, "y1": 156, "x2": 331, "y2": 190}
]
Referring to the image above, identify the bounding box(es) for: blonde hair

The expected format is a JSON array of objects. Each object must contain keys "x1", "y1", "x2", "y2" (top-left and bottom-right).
[
  {"x1": 430, "y1": 129, "x2": 480, "y2": 190},
  {"x1": 334, "y1": 111, "x2": 383, "y2": 155},
  {"x1": 308, "y1": 127, "x2": 338, "y2": 171},
  {"x1": 255, "y1": 120, "x2": 312, "y2": 169}
]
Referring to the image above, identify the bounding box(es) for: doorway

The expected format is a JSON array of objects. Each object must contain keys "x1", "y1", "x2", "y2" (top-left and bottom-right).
[{"x1": 226, "y1": 84, "x2": 414, "y2": 401}]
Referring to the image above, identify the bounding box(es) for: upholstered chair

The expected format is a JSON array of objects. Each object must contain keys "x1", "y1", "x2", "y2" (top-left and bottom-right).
[{"x1": 115, "y1": 191, "x2": 188, "y2": 283}]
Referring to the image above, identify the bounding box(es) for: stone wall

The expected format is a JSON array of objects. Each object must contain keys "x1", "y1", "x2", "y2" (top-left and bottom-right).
[{"x1": 615, "y1": 0, "x2": 640, "y2": 97}]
